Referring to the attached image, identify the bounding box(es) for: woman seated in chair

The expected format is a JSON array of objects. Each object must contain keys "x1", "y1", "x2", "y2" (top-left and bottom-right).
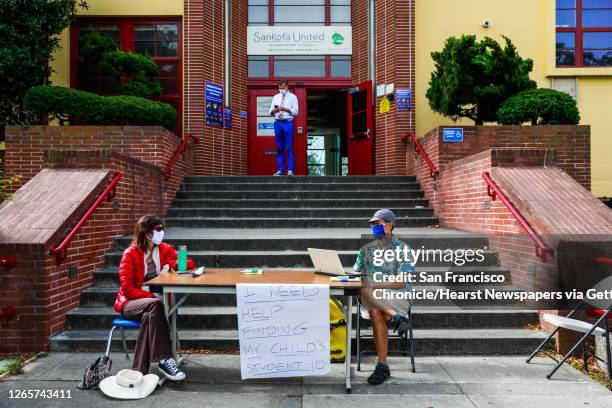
[{"x1": 114, "y1": 215, "x2": 194, "y2": 380}]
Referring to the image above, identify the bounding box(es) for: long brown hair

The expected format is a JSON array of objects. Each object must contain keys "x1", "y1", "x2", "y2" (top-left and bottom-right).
[{"x1": 131, "y1": 215, "x2": 165, "y2": 250}]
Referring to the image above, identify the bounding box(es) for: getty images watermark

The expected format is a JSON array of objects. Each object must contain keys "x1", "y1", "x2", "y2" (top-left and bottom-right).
[{"x1": 359, "y1": 233, "x2": 612, "y2": 310}]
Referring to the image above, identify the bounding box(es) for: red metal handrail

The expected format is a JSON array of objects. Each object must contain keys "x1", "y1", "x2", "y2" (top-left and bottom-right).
[
  {"x1": 0, "y1": 306, "x2": 16, "y2": 319},
  {"x1": 401, "y1": 131, "x2": 439, "y2": 180},
  {"x1": 50, "y1": 172, "x2": 123, "y2": 264},
  {"x1": 592, "y1": 257, "x2": 612, "y2": 265},
  {"x1": 482, "y1": 171, "x2": 553, "y2": 261},
  {"x1": 1, "y1": 255, "x2": 16, "y2": 269},
  {"x1": 163, "y1": 133, "x2": 201, "y2": 179}
]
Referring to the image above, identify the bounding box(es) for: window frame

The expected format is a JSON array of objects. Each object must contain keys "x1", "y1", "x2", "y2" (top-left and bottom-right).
[
  {"x1": 247, "y1": 0, "x2": 352, "y2": 79},
  {"x1": 556, "y1": 0, "x2": 612, "y2": 67},
  {"x1": 70, "y1": 17, "x2": 183, "y2": 133}
]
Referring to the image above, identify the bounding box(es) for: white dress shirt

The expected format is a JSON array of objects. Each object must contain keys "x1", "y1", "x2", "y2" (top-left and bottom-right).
[{"x1": 269, "y1": 91, "x2": 299, "y2": 121}]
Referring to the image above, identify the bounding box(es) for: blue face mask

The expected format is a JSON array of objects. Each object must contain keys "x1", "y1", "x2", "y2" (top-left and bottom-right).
[{"x1": 371, "y1": 223, "x2": 386, "y2": 238}]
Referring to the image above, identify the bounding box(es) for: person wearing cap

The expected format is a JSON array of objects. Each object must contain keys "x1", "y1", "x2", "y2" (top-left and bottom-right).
[{"x1": 353, "y1": 209, "x2": 415, "y2": 385}]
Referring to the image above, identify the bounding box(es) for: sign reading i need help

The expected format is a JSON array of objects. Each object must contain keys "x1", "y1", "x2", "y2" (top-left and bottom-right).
[
  {"x1": 236, "y1": 284, "x2": 330, "y2": 380},
  {"x1": 443, "y1": 128, "x2": 464, "y2": 142},
  {"x1": 247, "y1": 26, "x2": 352, "y2": 55}
]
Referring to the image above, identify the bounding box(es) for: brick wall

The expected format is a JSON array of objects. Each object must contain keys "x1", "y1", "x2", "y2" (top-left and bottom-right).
[
  {"x1": 3, "y1": 125, "x2": 193, "y2": 211},
  {"x1": 407, "y1": 126, "x2": 591, "y2": 204},
  {"x1": 184, "y1": 0, "x2": 247, "y2": 176},
  {"x1": 0, "y1": 151, "x2": 166, "y2": 352},
  {"x1": 372, "y1": 0, "x2": 416, "y2": 175}
]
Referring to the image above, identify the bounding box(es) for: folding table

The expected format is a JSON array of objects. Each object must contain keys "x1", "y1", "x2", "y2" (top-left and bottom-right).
[{"x1": 147, "y1": 269, "x2": 362, "y2": 393}]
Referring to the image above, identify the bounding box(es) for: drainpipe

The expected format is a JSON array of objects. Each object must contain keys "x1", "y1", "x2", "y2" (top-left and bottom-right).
[
  {"x1": 224, "y1": 0, "x2": 231, "y2": 107},
  {"x1": 368, "y1": 0, "x2": 376, "y2": 104}
]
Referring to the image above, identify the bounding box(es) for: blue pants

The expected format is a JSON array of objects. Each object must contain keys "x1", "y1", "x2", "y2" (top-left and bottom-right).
[{"x1": 274, "y1": 120, "x2": 294, "y2": 172}]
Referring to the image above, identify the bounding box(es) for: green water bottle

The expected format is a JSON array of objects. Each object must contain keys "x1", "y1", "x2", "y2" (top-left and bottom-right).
[{"x1": 177, "y1": 245, "x2": 188, "y2": 272}]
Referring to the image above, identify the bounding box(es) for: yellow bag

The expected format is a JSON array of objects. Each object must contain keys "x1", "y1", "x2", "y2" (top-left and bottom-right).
[{"x1": 330, "y1": 300, "x2": 347, "y2": 363}]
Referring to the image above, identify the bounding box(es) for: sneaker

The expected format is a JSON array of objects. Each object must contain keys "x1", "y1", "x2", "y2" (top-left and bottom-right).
[
  {"x1": 367, "y1": 362, "x2": 390, "y2": 385},
  {"x1": 273, "y1": 171, "x2": 283, "y2": 176},
  {"x1": 287, "y1": 171, "x2": 294, "y2": 176},
  {"x1": 158, "y1": 358, "x2": 186, "y2": 381},
  {"x1": 393, "y1": 314, "x2": 411, "y2": 337}
]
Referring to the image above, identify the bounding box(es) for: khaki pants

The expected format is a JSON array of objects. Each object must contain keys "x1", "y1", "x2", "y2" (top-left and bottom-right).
[{"x1": 122, "y1": 297, "x2": 173, "y2": 374}]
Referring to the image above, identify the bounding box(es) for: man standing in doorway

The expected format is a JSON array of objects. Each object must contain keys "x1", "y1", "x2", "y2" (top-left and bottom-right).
[{"x1": 270, "y1": 79, "x2": 299, "y2": 176}]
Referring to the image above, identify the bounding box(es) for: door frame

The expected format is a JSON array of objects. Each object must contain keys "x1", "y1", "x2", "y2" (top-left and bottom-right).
[{"x1": 247, "y1": 80, "x2": 353, "y2": 176}]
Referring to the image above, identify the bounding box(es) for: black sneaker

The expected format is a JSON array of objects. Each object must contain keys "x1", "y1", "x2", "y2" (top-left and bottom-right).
[
  {"x1": 158, "y1": 358, "x2": 185, "y2": 381},
  {"x1": 367, "y1": 363, "x2": 390, "y2": 385},
  {"x1": 393, "y1": 315, "x2": 411, "y2": 337}
]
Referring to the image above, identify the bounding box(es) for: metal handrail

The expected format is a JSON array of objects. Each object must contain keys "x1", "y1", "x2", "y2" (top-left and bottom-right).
[
  {"x1": 593, "y1": 257, "x2": 612, "y2": 265},
  {"x1": 50, "y1": 172, "x2": 123, "y2": 264},
  {"x1": 163, "y1": 133, "x2": 201, "y2": 179},
  {"x1": 401, "y1": 131, "x2": 439, "y2": 180},
  {"x1": 482, "y1": 171, "x2": 553, "y2": 261}
]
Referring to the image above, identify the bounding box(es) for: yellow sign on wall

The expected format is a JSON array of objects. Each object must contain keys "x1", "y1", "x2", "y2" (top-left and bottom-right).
[{"x1": 379, "y1": 96, "x2": 390, "y2": 114}]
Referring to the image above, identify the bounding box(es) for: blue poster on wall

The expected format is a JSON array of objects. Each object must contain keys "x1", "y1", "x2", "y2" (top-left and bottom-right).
[
  {"x1": 396, "y1": 88, "x2": 411, "y2": 111},
  {"x1": 224, "y1": 108, "x2": 233, "y2": 129},
  {"x1": 205, "y1": 82, "x2": 224, "y2": 127}
]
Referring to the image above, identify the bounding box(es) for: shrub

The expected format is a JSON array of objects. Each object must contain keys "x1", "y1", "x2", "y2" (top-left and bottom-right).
[
  {"x1": 80, "y1": 33, "x2": 162, "y2": 98},
  {"x1": 426, "y1": 35, "x2": 536, "y2": 124},
  {"x1": 24, "y1": 86, "x2": 176, "y2": 130},
  {"x1": 497, "y1": 88, "x2": 580, "y2": 125}
]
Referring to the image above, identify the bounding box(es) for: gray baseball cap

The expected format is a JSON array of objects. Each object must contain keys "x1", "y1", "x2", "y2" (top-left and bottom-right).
[{"x1": 368, "y1": 209, "x2": 397, "y2": 225}]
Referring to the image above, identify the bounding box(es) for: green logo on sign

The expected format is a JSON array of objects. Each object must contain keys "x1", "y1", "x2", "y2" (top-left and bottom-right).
[{"x1": 332, "y1": 32, "x2": 344, "y2": 45}]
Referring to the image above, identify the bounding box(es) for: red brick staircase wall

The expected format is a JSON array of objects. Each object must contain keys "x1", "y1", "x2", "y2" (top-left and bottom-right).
[{"x1": 0, "y1": 126, "x2": 194, "y2": 352}]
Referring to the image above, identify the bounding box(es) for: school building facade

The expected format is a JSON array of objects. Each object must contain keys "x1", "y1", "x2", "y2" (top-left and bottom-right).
[{"x1": 47, "y1": 0, "x2": 612, "y2": 197}]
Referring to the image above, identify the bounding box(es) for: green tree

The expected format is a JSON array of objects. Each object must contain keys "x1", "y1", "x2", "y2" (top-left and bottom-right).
[
  {"x1": 0, "y1": 0, "x2": 88, "y2": 139},
  {"x1": 426, "y1": 35, "x2": 536, "y2": 125},
  {"x1": 80, "y1": 33, "x2": 163, "y2": 98}
]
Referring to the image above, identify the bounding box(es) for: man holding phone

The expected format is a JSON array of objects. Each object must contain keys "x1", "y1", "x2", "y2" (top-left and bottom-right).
[{"x1": 270, "y1": 79, "x2": 299, "y2": 176}]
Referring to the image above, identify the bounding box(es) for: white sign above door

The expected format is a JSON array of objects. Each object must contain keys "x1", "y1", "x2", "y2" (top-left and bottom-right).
[{"x1": 247, "y1": 26, "x2": 352, "y2": 55}]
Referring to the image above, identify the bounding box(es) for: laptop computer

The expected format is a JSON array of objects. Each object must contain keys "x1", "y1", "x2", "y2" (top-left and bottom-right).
[{"x1": 307, "y1": 248, "x2": 366, "y2": 277}]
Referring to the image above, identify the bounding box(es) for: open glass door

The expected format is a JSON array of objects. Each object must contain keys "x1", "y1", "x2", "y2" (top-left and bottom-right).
[{"x1": 346, "y1": 80, "x2": 373, "y2": 175}]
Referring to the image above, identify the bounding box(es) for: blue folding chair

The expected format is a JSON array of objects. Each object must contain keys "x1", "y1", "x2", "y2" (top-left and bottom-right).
[{"x1": 105, "y1": 317, "x2": 141, "y2": 359}]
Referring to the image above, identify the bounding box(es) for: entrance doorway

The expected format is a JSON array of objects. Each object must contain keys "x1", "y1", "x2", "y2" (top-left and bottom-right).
[
  {"x1": 247, "y1": 81, "x2": 373, "y2": 176},
  {"x1": 306, "y1": 89, "x2": 347, "y2": 176}
]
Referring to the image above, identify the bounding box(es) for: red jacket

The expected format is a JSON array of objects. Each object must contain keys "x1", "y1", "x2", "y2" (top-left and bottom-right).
[{"x1": 114, "y1": 242, "x2": 195, "y2": 313}]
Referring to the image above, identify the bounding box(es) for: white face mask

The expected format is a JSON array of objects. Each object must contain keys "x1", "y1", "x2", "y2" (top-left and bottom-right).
[
  {"x1": 147, "y1": 229, "x2": 164, "y2": 245},
  {"x1": 279, "y1": 89, "x2": 287, "y2": 95}
]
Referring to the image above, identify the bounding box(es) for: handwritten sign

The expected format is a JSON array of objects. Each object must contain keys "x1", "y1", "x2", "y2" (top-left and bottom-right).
[{"x1": 236, "y1": 284, "x2": 330, "y2": 380}]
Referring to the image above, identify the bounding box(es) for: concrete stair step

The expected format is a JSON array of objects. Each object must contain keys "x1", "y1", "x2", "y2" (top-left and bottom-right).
[
  {"x1": 114, "y1": 234, "x2": 490, "y2": 252},
  {"x1": 49, "y1": 328, "x2": 548, "y2": 355},
  {"x1": 65, "y1": 305, "x2": 539, "y2": 330},
  {"x1": 166, "y1": 207, "x2": 434, "y2": 218},
  {"x1": 165, "y1": 216, "x2": 439, "y2": 228},
  {"x1": 104, "y1": 249, "x2": 498, "y2": 268},
  {"x1": 175, "y1": 190, "x2": 425, "y2": 200},
  {"x1": 170, "y1": 198, "x2": 430, "y2": 208},
  {"x1": 182, "y1": 176, "x2": 417, "y2": 184},
  {"x1": 182, "y1": 182, "x2": 423, "y2": 192}
]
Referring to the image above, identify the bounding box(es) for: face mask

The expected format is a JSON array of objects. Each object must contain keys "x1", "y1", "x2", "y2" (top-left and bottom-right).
[
  {"x1": 371, "y1": 224, "x2": 386, "y2": 238},
  {"x1": 147, "y1": 229, "x2": 164, "y2": 245},
  {"x1": 279, "y1": 89, "x2": 287, "y2": 95}
]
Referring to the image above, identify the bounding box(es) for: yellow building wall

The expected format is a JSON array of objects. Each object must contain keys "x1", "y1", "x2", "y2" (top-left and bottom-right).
[
  {"x1": 49, "y1": 0, "x2": 183, "y2": 87},
  {"x1": 416, "y1": 0, "x2": 612, "y2": 197}
]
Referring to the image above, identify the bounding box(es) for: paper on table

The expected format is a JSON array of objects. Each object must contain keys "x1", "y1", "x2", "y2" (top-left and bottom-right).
[{"x1": 236, "y1": 283, "x2": 330, "y2": 379}]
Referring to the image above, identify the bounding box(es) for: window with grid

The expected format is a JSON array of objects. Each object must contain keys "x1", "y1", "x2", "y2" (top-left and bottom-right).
[
  {"x1": 556, "y1": 0, "x2": 612, "y2": 67},
  {"x1": 247, "y1": 0, "x2": 352, "y2": 78},
  {"x1": 73, "y1": 20, "x2": 182, "y2": 132}
]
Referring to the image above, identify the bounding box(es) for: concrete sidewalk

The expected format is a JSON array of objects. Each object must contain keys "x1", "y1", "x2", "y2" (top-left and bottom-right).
[{"x1": 0, "y1": 353, "x2": 610, "y2": 408}]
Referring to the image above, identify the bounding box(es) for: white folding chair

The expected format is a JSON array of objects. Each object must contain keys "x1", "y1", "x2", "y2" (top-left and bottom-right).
[{"x1": 526, "y1": 276, "x2": 612, "y2": 379}]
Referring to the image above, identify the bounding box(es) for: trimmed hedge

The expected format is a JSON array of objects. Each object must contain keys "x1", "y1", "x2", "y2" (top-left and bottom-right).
[
  {"x1": 24, "y1": 86, "x2": 176, "y2": 130},
  {"x1": 497, "y1": 88, "x2": 580, "y2": 125}
]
